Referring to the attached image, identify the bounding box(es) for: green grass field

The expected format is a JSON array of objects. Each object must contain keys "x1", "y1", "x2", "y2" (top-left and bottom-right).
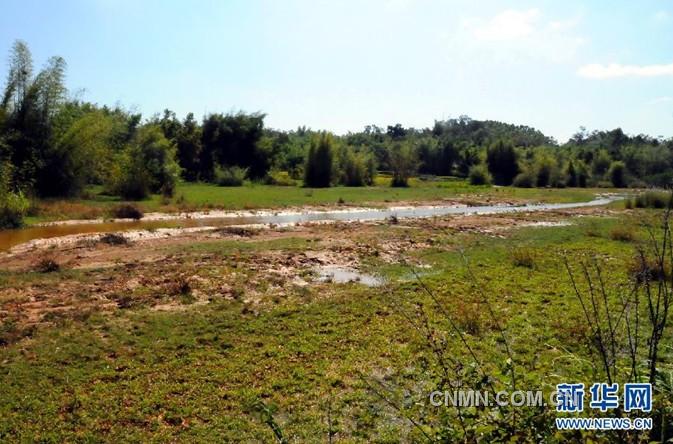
[{"x1": 2, "y1": 209, "x2": 670, "y2": 441}]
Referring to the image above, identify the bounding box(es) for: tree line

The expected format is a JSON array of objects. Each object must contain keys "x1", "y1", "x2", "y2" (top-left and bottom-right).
[{"x1": 2, "y1": 40, "x2": 673, "y2": 226}]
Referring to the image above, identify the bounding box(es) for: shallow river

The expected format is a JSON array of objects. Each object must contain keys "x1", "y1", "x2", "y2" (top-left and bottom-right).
[{"x1": 0, "y1": 196, "x2": 620, "y2": 251}]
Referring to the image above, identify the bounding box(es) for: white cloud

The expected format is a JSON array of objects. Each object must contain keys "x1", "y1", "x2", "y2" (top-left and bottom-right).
[
  {"x1": 457, "y1": 9, "x2": 584, "y2": 63},
  {"x1": 466, "y1": 9, "x2": 541, "y2": 41},
  {"x1": 384, "y1": 0, "x2": 411, "y2": 13},
  {"x1": 648, "y1": 96, "x2": 673, "y2": 105},
  {"x1": 653, "y1": 10, "x2": 670, "y2": 22},
  {"x1": 578, "y1": 62, "x2": 673, "y2": 79}
]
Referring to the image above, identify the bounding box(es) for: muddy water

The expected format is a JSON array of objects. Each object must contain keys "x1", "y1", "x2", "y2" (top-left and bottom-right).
[{"x1": 0, "y1": 196, "x2": 620, "y2": 251}]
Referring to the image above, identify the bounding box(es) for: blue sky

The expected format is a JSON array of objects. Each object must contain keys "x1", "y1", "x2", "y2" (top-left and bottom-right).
[{"x1": 1, "y1": 0, "x2": 672, "y2": 142}]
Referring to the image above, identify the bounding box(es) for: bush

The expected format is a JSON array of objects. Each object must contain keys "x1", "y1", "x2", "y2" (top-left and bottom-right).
[
  {"x1": 511, "y1": 247, "x2": 535, "y2": 268},
  {"x1": 265, "y1": 170, "x2": 296, "y2": 186},
  {"x1": 513, "y1": 170, "x2": 535, "y2": 188},
  {"x1": 0, "y1": 190, "x2": 29, "y2": 229},
  {"x1": 100, "y1": 233, "x2": 129, "y2": 245},
  {"x1": 609, "y1": 226, "x2": 635, "y2": 242},
  {"x1": 629, "y1": 255, "x2": 670, "y2": 283},
  {"x1": 35, "y1": 258, "x2": 60, "y2": 273},
  {"x1": 215, "y1": 166, "x2": 247, "y2": 186},
  {"x1": 110, "y1": 203, "x2": 143, "y2": 220},
  {"x1": 468, "y1": 164, "x2": 491, "y2": 185},
  {"x1": 631, "y1": 190, "x2": 673, "y2": 209},
  {"x1": 0, "y1": 162, "x2": 29, "y2": 228}
]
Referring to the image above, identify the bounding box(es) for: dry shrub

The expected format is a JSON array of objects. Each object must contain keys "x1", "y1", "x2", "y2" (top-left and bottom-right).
[
  {"x1": 583, "y1": 221, "x2": 602, "y2": 238},
  {"x1": 609, "y1": 225, "x2": 635, "y2": 242},
  {"x1": 34, "y1": 257, "x2": 60, "y2": 273},
  {"x1": 0, "y1": 318, "x2": 35, "y2": 346},
  {"x1": 99, "y1": 233, "x2": 129, "y2": 245},
  {"x1": 629, "y1": 255, "x2": 669, "y2": 283},
  {"x1": 511, "y1": 247, "x2": 535, "y2": 269},
  {"x1": 110, "y1": 203, "x2": 143, "y2": 220},
  {"x1": 632, "y1": 190, "x2": 673, "y2": 209},
  {"x1": 216, "y1": 226, "x2": 259, "y2": 237},
  {"x1": 168, "y1": 276, "x2": 192, "y2": 296},
  {"x1": 34, "y1": 201, "x2": 103, "y2": 220},
  {"x1": 452, "y1": 300, "x2": 484, "y2": 336}
]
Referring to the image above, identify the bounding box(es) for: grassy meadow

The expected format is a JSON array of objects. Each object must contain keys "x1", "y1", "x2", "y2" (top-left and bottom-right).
[{"x1": 1, "y1": 202, "x2": 671, "y2": 442}]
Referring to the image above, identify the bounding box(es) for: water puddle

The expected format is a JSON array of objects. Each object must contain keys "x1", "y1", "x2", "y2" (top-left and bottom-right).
[{"x1": 315, "y1": 265, "x2": 385, "y2": 287}]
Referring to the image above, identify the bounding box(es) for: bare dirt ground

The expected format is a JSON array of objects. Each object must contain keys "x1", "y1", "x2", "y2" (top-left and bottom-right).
[{"x1": 0, "y1": 205, "x2": 615, "y2": 338}]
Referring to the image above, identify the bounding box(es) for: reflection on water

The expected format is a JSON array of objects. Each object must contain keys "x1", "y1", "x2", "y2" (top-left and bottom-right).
[
  {"x1": 315, "y1": 265, "x2": 384, "y2": 287},
  {"x1": 0, "y1": 196, "x2": 620, "y2": 252}
]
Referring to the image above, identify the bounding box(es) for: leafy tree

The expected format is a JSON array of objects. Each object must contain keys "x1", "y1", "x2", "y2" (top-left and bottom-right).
[
  {"x1": 591, "y1": 149, "x2": 611, "y2": 178},
  {"x1": 389, "y1": 142, "x2": 417, "y2": 187},
  {"x1": 304, "y1": 132, "x2": 334, "y2": 188},
  {"x1": 110, "y1": 125, "x2": 180, "y2": 199},
  {"x1": 565, "y1": 159, "x2": 578, "y2": 187},
  {"x1": 456, "y1": 145, "x2": 480, "y2": 177},
  {"x1": 386, "y1": 123, "x2": 407, "y2": 140},
  {"x1": 468, "y1": 163, "x2": 491, "y2": 185},
  {"x1": 533, "y1": 153, "x2": 558, "y2": 187},
  {"x1": 339, "y1": 149, "x2": 373, "y2": 186},
  {"x1": 418, "y1": 137, "x2": 458, "y2": 176},
  {"x1": 513, "y1": 169, "x2": 535, "y2": 188},
  {"x1": 576, "y1": 160, "x2": 589, "y2": 187},
  {"x1": 201, "y1": 112, "x2": 267, "y2": 180},
  {"x1": 609, "y1": 161, "x2": 626, "y2": 188},
  {"x1": 47, "y1": 109, "x2": 116, "y2": 196},
  {"x1": 486, "y1": 140, "x2": 518, "y2": 185},
  {"x1": 1, "y1": 41, "x2": 68, "y2": 193},
  {"x1": 176, "y1": 113, "x2": 202, "y2": 181}
]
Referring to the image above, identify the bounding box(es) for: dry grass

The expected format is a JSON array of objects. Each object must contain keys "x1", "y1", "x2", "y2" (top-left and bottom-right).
[
  {"x1": 628, "y1": 255, "x2": 670, "y2": 283},
  {"x1": 32, "y1": 201, "x2": 104, "y2": 220},
  {"x1": 34, "y1": 257, "x2": 60, "y2": 273},
  {"x1": 452, "y1": 300, "x2": 485, "y2": 336},
  {"x1": 510, "y1": 247, "x2": 535, "y2": 268},
  {"x1": 609, "y1": 225, "x2": 636, "y2": 242}
]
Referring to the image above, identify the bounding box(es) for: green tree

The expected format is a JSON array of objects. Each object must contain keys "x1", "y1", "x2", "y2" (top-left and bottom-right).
[
  {"x1": 486, "y1": 140, "x2": 518, "y2": 185},
  {"x1": 0, "y1": 40, "x2": 70, "y2": 196},
  {"x1": 565, "y1": 159, "x2": 578, "y2": 187},
  {"x1": 339, "y1": 149, "x2": 373, "y2": 186},
  {"x1": 576, "y1": 160, "x2": 589, "y2": 187},
  {"x1": 49, "y1": 109, "x2": 116, "y2": 196},
  {"x1": 609, "y1": 161, "x2": 626, "y2": 188},
  {"x1": 304, "y1": 132, "x2": 334, "y2": 188},
  {"x1": 201, "y1": 112, "x2": 267, "y2": 180},
  {"x1": 110, "y1": 125, "x2": 181, "y2": 199},
  {"x1": 591, "y1": 149, "x2": 611, "y2": 179},
  {"x1": 389, "y1": 142, "x2": 417, "y2": 187},
  {"x1": 468, "y1": 163, "x2": 491, "y2": 185},
  {"x1": 533, "y1": 153, "x2": 558, "y2": 187},
  {"x1": 176, "y1": 113, "x2": 202, "y2": 181}
]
